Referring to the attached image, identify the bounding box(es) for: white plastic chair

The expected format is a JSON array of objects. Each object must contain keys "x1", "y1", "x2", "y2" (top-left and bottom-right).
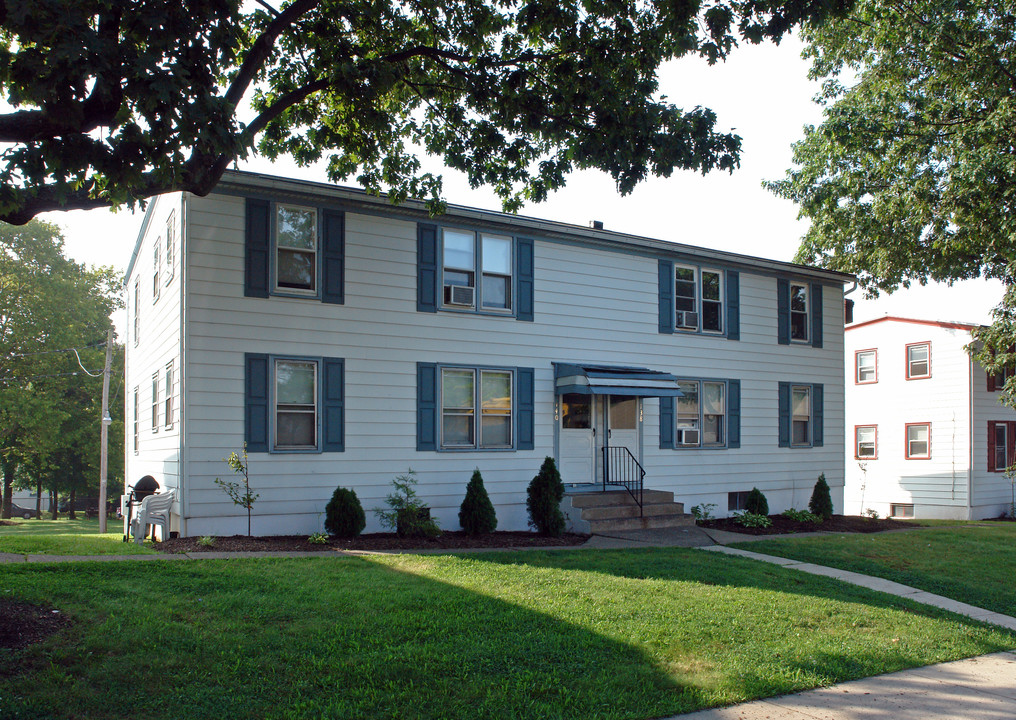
[{"x1": 131, "y1": 490, "x2": 175, "y2": 544}]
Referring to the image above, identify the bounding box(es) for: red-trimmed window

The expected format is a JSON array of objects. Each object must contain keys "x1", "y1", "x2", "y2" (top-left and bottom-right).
[
  {"x1": 905, "y1": 423, "x2": 931, "y2": 459},
  {"x1": 906, "y1": 342, "x2": 931, "y2": 379},
  {"x1": 855, "y1": 425, "x2": 877, "y2": 459},
  {"x1": 988, "y1": 421, "x2": 1016, "y2": 472},
  {"x1": 855, "y1": 349, "x2": 877, "y2": 384},
  {"x1": 987, "y1": 348, "x2": 1015, "y2": 391}
]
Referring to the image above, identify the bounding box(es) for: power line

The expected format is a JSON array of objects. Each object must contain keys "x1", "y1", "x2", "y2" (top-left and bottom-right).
[
  {"x1": 0, "y1": 370, "x2": 95, "y2": 385},
  {"x1": 7, "y1": 339, "x2": 106, "y2": 357}
]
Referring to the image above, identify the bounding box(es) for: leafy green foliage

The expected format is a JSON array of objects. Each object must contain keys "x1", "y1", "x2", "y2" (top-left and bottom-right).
[
  {"x1": 374, "y1": 469, "x2": 441, "y2": 538},
  {"x1": 197, "y1": 536, "x2": 216, "y2": 548},
  {"x1": 0, "y1": 0, "x2": 851, "y2": 223},
  {"x1": 0, "y1": 220, "x2": 121, "y2": 519},
  {"x1": 324, "y1": 487, "x2": 366, "y2": 538},
  {"x1": 783, "y1": 508, "x2": 821, "y2": 524},
  {"x1": 214, "y1": 444, "x2": 259, "y2": 537},
  {"x1": 733, "y1": 511, "x2": 772, "y2": 528},
  {"x1": 307, "y1": 532, "x2": 329, "y2": 545},
  {"x1": 766, "y1": 0, "x2": 1016, "y2": 403},
  {"x1": 809, "y1": 473, "x2": 834, "y2": 519},
  {"x1": 458, "y1": 468, "x2": 497, "y2": 535},
  {"x1": 744, "y1": 487, "x2": 769, "y2": 516},
  {"x1": 691, "y1": 503, "x2": 717, "y2": 521},
  {"x1": 527, "y1": 456, "x2": 565, "y2": 536}
]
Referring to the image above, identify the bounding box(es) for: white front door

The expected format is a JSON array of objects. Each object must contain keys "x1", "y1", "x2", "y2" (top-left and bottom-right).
[
  {"x1": 559, "y1": 393, "x2": 595, "y2": 485},
  {"x1": 606, "y1": 395, "x2": 639, "y2": 460}
]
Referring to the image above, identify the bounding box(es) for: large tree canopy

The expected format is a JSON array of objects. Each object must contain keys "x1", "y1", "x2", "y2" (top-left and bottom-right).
[
  {"x1": 0, "y1": 0, "x2": 849, "y2": 224},
  {"x1": 766, "y1": 0, "x2": 1016, "y2": 398}
]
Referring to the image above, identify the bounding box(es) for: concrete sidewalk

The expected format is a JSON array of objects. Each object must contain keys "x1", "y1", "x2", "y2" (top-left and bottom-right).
[{"x1": 672, "y1": 651, "x2": 1016, "y2": 719}]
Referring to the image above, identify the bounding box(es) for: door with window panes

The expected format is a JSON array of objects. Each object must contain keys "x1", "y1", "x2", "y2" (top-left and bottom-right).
[{"x1": 558, "y1": 394, "x2": 640, "y2": 485}]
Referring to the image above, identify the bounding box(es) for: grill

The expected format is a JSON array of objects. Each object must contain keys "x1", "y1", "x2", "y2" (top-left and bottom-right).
[{"x1": 122, "y1": 476, "x2": 160, "y2": 542}]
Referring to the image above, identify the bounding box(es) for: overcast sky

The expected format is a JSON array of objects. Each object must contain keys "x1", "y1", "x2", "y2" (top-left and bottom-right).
[{"x1": 40, "y1": 35, "x2": 1003, "y2": 333}]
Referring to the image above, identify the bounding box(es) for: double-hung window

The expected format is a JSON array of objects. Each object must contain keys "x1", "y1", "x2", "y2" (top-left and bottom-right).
[
  {"x1": 441, "y1": 229, "x2": 513, "y2": 312},
  {"x1": 855, "y1": 425, "x2": 877, "y2": 458},
  {"x1": 275, "y1": 205, "x2": 318, "y2": 294},
  {"x1": 906, "y1": 342, "x2": 931, "y2": 379},
  {"x1": 152, "y1": 240, "x2": 161, "y2": 302},
  {"x1": 674, "y1": 265, "x2": 723, "y2": 332},
  {"x1": 133, "y1": 280, "x2": 140, "y2": 346},
  {"x1": 133, "y1": 387, "x2": 139, "y2": 454},
  {"x1": 988, "y1": 421, "x2": 1016, "y2": 471},
  {"x1": 275, "y1": 359, "x2": 318, "y2": 450},
  {"x1": 856, "y1": 350, "x2": 877, "y2": 384},
  {"x1": 676, "y1": 379, "x2": 727, "y2": 447},
  {"x1": 789, "y1": 283, "x2": 808, "y2": 341},
  {"x1": 905, "y1": 422, "x2": 931, "y2": 459},
  {"x1": 441, "y1": 367, "x2": 513, "y2": 449},
  {"x1": 151, "y1": 373, "x2": 159, "y2": 433},
  {"x1": 778, "y1": 382, "x2": 823, "y2": 448},
  {"x1": 164, "y1": 362, "x2": 174, "y2": 430},
  {"x1": 165, "y1": 211, "x2": 176, "y2": 284}
]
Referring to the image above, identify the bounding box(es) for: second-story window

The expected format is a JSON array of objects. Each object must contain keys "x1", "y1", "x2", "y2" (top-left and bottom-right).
[
  {"x1": 790, "y1": 283, "x2": 808, "y2": 341},
  {"x1": 152, "y1": 239, "x2": 161, "y2": 303},
  {"x1": 133, "y1": 280, "x2": 140, "y2": 346},
  {"x1": 165, "y1": 211, "x2": 176, "y2": 284},
  {"x1": 906, "y1": 342, "x2": 931, "y2": 379},
  {"x1": 441, "y1": 229, "x2": 513, "y2": 313},
  {"x1": 674, "y1": 265, "x2": 723, "y2": 332},
  {"x1": 275, "y1": 205, "x2": 318, "y2": 294},
  {"x1": 856, "y1": 350, "x2": 877, "y2": 384}
]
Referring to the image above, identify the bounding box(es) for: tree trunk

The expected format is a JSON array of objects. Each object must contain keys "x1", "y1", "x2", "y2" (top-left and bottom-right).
[
  {"x1": 68, "y1": 487, "x2": 76, "y2": 520},
  {"x1": 35, "y1": 478, "x2": 42, "y2": 518},
  {"x1": 1, "y1": 458, "x2": 15, "y2": 519}
]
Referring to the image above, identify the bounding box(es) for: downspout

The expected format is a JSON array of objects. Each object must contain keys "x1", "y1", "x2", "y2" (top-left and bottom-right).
[
  {"x1": 967, "y1": 354, "x2": 974, "y2": 520},
  {"x1": 179, "y1": 194, "x2": 189, "y2": 538}
]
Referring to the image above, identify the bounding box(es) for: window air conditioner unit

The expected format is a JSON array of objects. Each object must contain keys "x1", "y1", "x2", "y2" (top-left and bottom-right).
[
  {"x1": 679, "y1": 429, "x2": 700, "y2": 445},
  {"x1": 444, "y1": 285, "x2": 475, "y2": 307},
  {"x1": 676, "y1": 311, "x2": 699, "y2": 329}
]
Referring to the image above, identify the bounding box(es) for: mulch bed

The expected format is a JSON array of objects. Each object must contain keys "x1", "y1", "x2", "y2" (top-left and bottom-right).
[
  {"x1": 0, "y1": 599, "x2": 73, "y2": 653},
  {"x1": 156, "y1": 530, "x2": 591, "y2": 554},
  {"x1": 698, "y1": 514, "x2": 923, "y2": 536}
]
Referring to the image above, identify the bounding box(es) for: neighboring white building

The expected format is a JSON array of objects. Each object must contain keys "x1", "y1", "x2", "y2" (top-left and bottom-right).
[
  {"x1": 123, "y1": 170, "x2": 851, "y2": 538},
  {"x1": 844, "y1": 316, "x2": 1016, "y2": 520}
]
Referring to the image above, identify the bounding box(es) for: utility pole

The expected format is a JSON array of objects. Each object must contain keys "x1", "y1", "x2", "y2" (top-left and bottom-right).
[{"x1": 98, "y1": 327, "x2": 113, "y2": 533}]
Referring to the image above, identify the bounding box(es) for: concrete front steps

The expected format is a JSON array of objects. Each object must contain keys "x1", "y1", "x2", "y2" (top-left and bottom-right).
[{"x1": 562, "y1": 489, "x2": 694, "y2": 533}]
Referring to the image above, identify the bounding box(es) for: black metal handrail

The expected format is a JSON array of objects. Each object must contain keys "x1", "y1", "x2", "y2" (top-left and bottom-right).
[{"x1": 602, "y1": 445, "x2": 645, "y2": 516}]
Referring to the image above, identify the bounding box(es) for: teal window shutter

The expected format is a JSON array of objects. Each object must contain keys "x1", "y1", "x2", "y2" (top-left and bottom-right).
[
  {"x1": 517, "y1": 367, "x2": 535, "y2": 449},
  {"x1": 778, "y1": 381, "x2": 790, "y2": 447},
  {"x1": 321, "y1": 210, "x2": 345, "y2": 305},
  {"x1": 810, "y1": 283, "x2": 823, "y2": 348},
  {"x1": 245, "y1": 353, "x2": 269, "y2": 452},
  {"x1": 812, "y1": 383, "x2": 824, "y2": 447},
  {"x1": 777, "y1": 278, "x2": 790, "y2": 345},
  {"x1": 727, "y1": 379, "x2": 741, "y2": 448},
  {"x1": 417, "y1": 224, "x2": 438, "y2": 312},
  {"x1": 659, "y1": 260, "x2": 673, "y2": 334},
  {"x1": 322, "y1": 357, "x2": 345, "y2": 451},
  {"x1": 659, "y1": 396, "x2": 675, "y2": 448},
  {"x1": 726, "y1": 270, "x2": 740, "y2": 341},
  {"x1": 244, "y1": 199, "x2": 270, "y2": 298},
  {"x1": 517, "y1": 238, "x2": 535, "y2": 322},
  {"x1": 417, "y1": 363, "x2": 437, "y2": 450}
]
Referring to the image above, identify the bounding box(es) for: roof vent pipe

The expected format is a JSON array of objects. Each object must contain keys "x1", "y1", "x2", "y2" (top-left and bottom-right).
[{"x1": 589, "y1": 220, "x2": 603, "y2": 230}]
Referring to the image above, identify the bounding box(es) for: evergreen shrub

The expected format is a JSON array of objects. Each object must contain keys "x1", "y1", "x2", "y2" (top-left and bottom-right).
[
  {"x1": 325, "y1": 487, "x2": 366, "y2": 538},
  {"x1": 745, "y1": 487, "x2": 769, "y2": 516},
  {"x1": 459, "y1": 468, "x2": 497, "y2": 535},
  {"x1": 809, "y1": 473, "x2": 834, "y2": 519},
  {"x1": 527, "y1": 456, "x2": 565, "y2": 536}
]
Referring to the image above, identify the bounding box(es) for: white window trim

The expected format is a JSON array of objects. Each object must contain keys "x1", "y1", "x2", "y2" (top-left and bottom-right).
[
  {"x1": 791, "y1": 384, "x2": 811, "y2": 447},
  {"x1": 674, "y1": 265, "x2": 725, "y2": 334},
  {"x1": 133, "y1": 280, "x2": 140, "y2": 346},
  {"x1": 439, "y1": 365, "x2": 515, "y2": 450},
  {"x1": 151, "y1": 372, "x2": 159, "y2": 434},
  {"x1": 273, "y1": 203, "x2": 320, "y2": 297},
  {"x1": 676, "y1": 378, "x2": 727, "y2": 448},
  {"x1": 992, "y1": 422, "x2": 1008, "y2": 471},
  {"x1": 439, "y1": 229, "x2": 515, "y2": 315},
  {"x1": 789, "y1": 282, "x2": 809, "y2": 342},
  {"x1": 273, "y1": 357, "x2": 320, "y2": 452},
  {"x1": 133, "y1": 387, "x2": 139, "y2": 454},
  {"x1": 165, "y1": 211, "x2": 176, "y2": 284},
  {"x1": 152, "y1": 238, "x2": 161, "y2": 303},
  {"x1": 164, "y1": 361, "x2": 174, "y2": 430}
]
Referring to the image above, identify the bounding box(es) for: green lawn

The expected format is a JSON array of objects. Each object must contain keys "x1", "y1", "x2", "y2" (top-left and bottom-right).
[
  {"x1": 738, "y1": 524, "x2": 1016, "y2": 616},
  {"x1": 2, "y1": 548, "x2": 1013, "y2": 720},
  {"x1": 0, "y1": 516, "x2": 156, "y2": 555}
]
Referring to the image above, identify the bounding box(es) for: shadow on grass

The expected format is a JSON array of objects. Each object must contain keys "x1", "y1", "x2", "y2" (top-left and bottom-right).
[{"x1": 1, "y1": 556, "x2": 697, "y2": 720}]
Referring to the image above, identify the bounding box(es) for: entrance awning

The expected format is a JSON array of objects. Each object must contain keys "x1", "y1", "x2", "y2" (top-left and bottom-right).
[{"x1": 553, "y1": 363, "x2": 683, "y2": 397}]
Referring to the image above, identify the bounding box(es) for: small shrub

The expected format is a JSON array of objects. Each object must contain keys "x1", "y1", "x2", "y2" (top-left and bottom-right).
[
  {"x1": 374, "y1": 469, "x2": 441, "y2": 538},
  {"x1": 691, "y1": 503, "x2": 717, "y2": 521},
  {"x1": 864, "y1": 507, "x2": 880, "y2": 520},
  {"x1": 527, "y1": 456, "x2": 565, "y2": 536},
  {"x1": 459, "y1": 468, "x2": 497, "y2": 535},
  {"x1": 325, "y1": 487, "x2": 366, "y2": 538},
  {"x1": 783, "y1": 508, "x2": 821, "y2": 524},
  {"x1": 809, "y1": 473, "x2": 834, "y2": 519},
  {"x1": 734, "y1": 511, "x2": 772, "y2": 528},
  {"x1": 308, "y1": 532, "x2": 329, "y2": 545},
  {"x1": 214, "y1": 443, "x2": 259, "y2": 537},
  {"x1": 744, "y1": 487, "x2": 769, "y2": 516},
  {"x1": 197, "y1": 536, "x2": 215, "y2": 548}
]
